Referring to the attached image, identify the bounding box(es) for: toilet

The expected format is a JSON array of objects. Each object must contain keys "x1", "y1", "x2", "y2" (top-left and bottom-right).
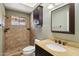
[{"x1": 22, "y1": 46, "x2": 35, "y2": 56}]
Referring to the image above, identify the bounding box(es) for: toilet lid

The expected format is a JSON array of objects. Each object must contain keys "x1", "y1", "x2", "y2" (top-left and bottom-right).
[{"x1": 23, "y1": 46, "x2": 35, "y2": 52}]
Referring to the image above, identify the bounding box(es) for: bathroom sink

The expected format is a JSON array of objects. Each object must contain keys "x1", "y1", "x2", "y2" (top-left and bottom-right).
[{"x1": 46, "y1": 43, "x2": 66, "y2": 52}]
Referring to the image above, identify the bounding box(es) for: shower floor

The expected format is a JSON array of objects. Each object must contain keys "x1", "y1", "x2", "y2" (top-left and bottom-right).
[
  {"x1": 4, "y1": 49, "x2": 35, "y2": 56},
  {"x1": 4, "y1": 49, "x2": 22, "y2": 56}
]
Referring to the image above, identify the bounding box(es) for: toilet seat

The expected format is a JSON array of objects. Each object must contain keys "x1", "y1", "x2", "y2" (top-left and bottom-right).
[
  {"x1": 23, "y1": 46, "x2": 35, "y2": 52},
  {"x1": 22, "y1": 46, "x2": 35, "y2": 56}
]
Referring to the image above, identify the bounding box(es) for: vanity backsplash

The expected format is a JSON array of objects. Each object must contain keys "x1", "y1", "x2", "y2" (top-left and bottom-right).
[{"x1": 49, "y1": 36, "x2": 79, "y2": 48}]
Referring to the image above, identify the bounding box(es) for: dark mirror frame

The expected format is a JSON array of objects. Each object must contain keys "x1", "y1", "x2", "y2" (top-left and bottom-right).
[{"x1": 51, "y1": 3, "x2": 75, "y2": 34}]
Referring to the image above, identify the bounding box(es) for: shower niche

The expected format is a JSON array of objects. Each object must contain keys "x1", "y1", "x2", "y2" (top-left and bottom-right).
[
  {"x1": 33, "y1": 5, "x2": 43, "y2": 39},
  {"x1": 33, "y1": 5, "x2": 43, "y2": 27}
]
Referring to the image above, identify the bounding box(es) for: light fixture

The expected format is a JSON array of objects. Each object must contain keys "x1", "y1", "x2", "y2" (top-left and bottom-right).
[
  {"x1": 54, "y1": 3, "x2": 62, "y2": 6},
  {"x1": 21, "y1": 3, "x2": 37, "y2": 8},
  {"x1": 47, "y1": 4, "x2": 54, "y2": 9}
]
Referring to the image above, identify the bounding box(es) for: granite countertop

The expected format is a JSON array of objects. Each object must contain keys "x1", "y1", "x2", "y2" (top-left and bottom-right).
[{"x1": 35, "y1": 39, "x2": 79, "y2": 56}]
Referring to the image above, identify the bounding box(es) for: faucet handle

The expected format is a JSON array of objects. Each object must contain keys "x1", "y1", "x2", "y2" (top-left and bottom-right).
[
  {"x1": 63, "y1": 42, "x2": 67, "y2": 45},
  {"x1": 58, "y1": 40, "x2": 61, "y2": 44},
  {"x1": 55, "y1": 40, "x2": 57, "y2": 43}
]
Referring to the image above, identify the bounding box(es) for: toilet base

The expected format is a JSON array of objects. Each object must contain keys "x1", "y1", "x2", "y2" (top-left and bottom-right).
[{"x1": 22, "y1": 52, "x2": 35, "y2": 56}]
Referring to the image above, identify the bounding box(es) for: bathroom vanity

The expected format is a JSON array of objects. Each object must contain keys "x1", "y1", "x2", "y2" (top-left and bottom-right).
[
  {"x1": 35, "y1": 3, "x2": 78, "y2": 56},
  {"x1": 35, "y1": 39, "x2": 79, "y2": 56},
  {"x1": 35, "y1": 44, "x2": 53, "y2": 56}
]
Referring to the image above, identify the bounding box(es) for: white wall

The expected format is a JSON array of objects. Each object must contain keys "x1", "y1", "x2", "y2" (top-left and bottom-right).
[
  {"x1": 0, "y1": 3, "x2": 5, "y2": 55},
  {"x1": 41, "y1": 3, "x2": 52, "y2": 39}
]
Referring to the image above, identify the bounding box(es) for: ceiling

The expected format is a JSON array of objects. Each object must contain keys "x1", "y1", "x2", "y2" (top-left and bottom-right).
[
  {"x1": 3, "y1": 3, "x2": 64, "y2": 14},
  {"x1": 4, "y1": 3, "x2": 40, "y2": 14}
]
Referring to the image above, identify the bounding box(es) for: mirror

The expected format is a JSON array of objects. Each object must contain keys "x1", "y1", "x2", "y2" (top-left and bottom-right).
[{"x1": 51, "y1": 3, "x2": 75, "y2": 34}]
